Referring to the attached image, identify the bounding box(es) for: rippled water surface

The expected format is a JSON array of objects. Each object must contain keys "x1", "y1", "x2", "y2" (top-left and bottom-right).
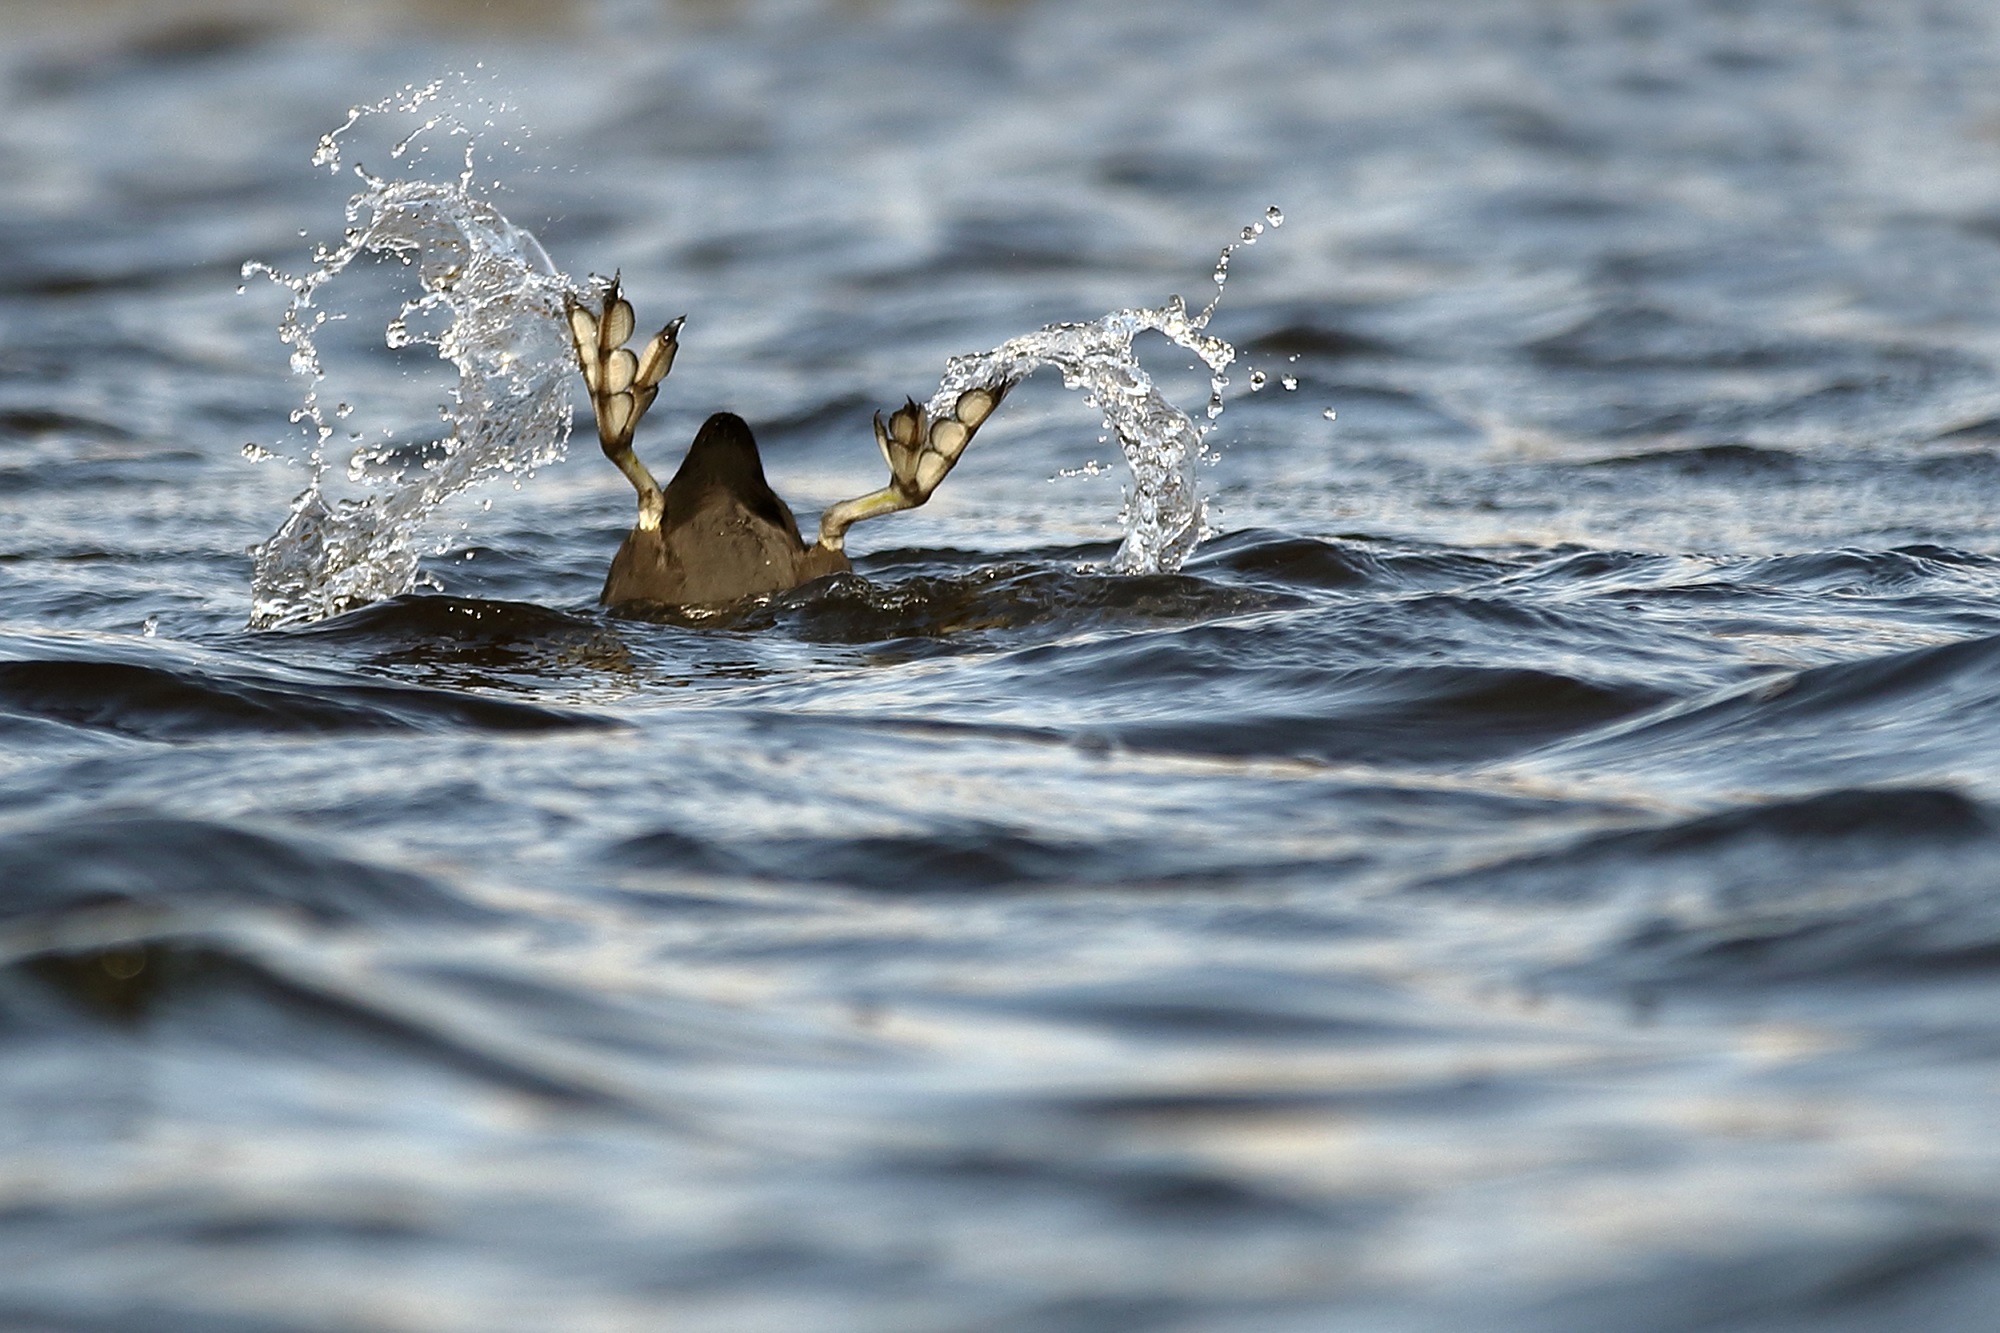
[{"x1": 11, "y1": 1, "x2": 2000, "y2": 1329}]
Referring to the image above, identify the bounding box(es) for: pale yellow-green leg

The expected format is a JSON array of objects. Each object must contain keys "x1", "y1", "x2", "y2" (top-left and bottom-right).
[{"x1": 815, "y1": 381, "x2": 1012, "y2": 554}]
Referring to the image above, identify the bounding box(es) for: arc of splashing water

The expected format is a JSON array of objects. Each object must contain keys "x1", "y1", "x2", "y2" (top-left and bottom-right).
[
  {"x1": 245, "y1": 177, "x2": 577, "y2": 629},
  {"x1": 920, "y1": 212, "x2": 1269, "y2": 576},
  {"x1": 246, "y1": 164, "x2": 1260, "y2": 625},
  {"x1": 926, "y1": 294, "x2": 1236, "y2": 574}
]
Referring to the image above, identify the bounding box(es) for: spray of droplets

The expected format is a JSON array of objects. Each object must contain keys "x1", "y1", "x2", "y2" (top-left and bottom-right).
[
  {"x1": 243, "y1": 80, "x2": 574, "y2": 629},
  {"x1": 927, "y1": 205, "x2": 1279, "y2": 573},
  {"x1": 245, "y1": 80, "x2": 1281, "y2": 622}
]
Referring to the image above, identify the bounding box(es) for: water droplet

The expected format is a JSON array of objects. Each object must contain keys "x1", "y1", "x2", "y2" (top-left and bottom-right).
[
  {"x1": 1322, "y1": 407, "x2": 1338, "y2": 421},
  {"x1": 334, "y1": 402, "x2": 353, "y2": 419},
  {"x1": 241, "y1": 442, "x2": 274, "y2": 461},
  {"x1": 140, "y1": 617, "x2": 158, "y2": 638},
  {"x1": 1281, "y1": 375, "x2": 1298, "y2": 391},
  {"x1": 1266, "y1": 205, "x2": 1284, "y2": 227},
  {"x1": 1249, "y1": 369, "x2": 1267, "y2": 391}
]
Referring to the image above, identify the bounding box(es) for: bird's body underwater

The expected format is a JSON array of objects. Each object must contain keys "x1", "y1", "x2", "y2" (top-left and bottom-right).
[{"x1": 565, "y1": 282, "x2": 1010, "y2": 611}]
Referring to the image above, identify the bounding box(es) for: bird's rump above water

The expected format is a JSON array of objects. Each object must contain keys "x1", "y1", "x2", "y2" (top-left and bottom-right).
[{"x1": 564, "y1": 280, "x2": 1013, "y2": 609}]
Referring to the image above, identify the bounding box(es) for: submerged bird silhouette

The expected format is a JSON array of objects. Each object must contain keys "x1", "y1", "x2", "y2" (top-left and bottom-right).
[{"x1": 565, "y1": 282, "x2": 1011, "y2": 608}]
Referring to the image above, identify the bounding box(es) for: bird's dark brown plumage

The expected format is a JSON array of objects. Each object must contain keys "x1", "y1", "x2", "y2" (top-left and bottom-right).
[
  {"x1": 601, "y1": 411, "x2": 849, "y2": 607},
  {"x1": 566, "y1": 284, "x2": 1009, "y2": 609}
]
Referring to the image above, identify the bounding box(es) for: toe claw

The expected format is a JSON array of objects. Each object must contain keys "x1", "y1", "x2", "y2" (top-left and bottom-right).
[
  {"x1": 887, "y1": 401, "x2": 924, "y2": 451},
  {"x1": 873, "y1": 412, "x2": 896, "y2": 470},
  {"x1": 634, "y1": 320, "x2": 682, "y2": 390}
]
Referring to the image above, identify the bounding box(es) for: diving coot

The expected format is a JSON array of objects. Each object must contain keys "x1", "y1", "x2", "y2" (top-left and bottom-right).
[{"x1": 565, "y1": 282, "x2": 1010, "y2": 608}]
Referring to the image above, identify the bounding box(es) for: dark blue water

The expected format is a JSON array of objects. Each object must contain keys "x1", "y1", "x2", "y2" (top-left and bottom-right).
[{"x1": 7, "y1": 1, "x2": 2000, "y2": 1329}]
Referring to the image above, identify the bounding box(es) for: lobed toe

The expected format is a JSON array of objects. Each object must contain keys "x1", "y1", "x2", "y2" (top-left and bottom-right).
[{"x1": 599, "y1": 297, "x2": 636, "y2": 352}]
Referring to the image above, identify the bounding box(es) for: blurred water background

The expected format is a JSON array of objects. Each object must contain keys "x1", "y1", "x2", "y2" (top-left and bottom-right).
[{"x1": 9, "y1": 0, "x2": 2000, "y2": 1328}]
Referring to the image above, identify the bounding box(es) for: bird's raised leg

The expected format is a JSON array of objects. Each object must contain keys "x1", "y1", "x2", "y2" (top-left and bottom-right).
[
  {"x1": 564, "y1": 279, "x2": 684, "y2": 530},
  {"x1": 814, "y1": 381, "x2": 1013, "y2": 555}
]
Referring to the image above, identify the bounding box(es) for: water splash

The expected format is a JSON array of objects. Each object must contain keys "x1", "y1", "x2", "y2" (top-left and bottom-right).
[
  {"x1": 923, "y1": 212, "x2": 1269, "y2": 573},
  {"x1": 247, "y1": 82, "x2": 1264, "y2": 622},
  {"x1": 244, "y1": 83, "x2": 572, "y2": 630},
  {"x1": 243, "y1": 183, "x2": 573, "y2": 628}
]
